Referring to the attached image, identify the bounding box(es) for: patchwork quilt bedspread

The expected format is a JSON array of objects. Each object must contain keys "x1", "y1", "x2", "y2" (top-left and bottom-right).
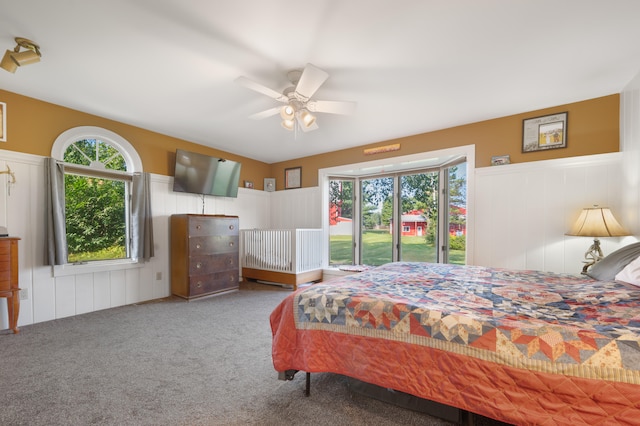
[{"x1": 270, "y1": 262, "x2": 640, "y2": 425}]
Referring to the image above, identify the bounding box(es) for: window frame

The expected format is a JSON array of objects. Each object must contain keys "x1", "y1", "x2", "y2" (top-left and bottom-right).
[
  {"x1": 321, "y1": 145, "x2": 474, "y2": 269},
  {"x1": 50, "y1": 126, "x2": 144, "y2": 276}
]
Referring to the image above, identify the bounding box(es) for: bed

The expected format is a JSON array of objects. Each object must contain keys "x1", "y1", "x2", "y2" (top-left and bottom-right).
[{"x1": 270, "y1": 259, "x2": 640, "y2": 425}]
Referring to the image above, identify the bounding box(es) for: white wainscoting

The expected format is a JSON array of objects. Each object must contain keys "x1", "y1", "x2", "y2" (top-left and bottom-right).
[
  {"x1": 269, "y1": 186, "x2": 322, "y2": 229},
  {"x1": 0, "y1": 149, "x2": 271, "y2": 330},
  {"x1": 621, "y1": 71, "x2": 640, "y2": 235},
  {"x1": 474, "y1": 152, "x2": 636, "y2": 273}
]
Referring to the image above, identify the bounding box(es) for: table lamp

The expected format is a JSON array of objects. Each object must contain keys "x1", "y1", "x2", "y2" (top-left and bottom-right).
[{"x1": 566, "y1": 206, "x2": 629, "y2": 274}]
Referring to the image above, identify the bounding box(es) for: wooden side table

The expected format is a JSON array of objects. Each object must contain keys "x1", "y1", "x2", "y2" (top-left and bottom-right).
[{"x1": 0, "y1": 237, "x2": 20, "y2": 334}]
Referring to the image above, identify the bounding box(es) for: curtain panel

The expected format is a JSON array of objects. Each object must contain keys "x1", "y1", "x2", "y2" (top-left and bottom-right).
[
  {"x1": 44, "y1": 157, "x2": 67, "y2": 266},
  {"x1": 131, "y1": 172, "x2": 154, "y2": 261}
]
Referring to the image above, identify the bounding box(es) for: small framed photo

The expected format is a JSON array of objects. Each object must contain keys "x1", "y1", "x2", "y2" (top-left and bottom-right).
[
  {"x1": 491, "y1": 155, "x2": 510, "y2": 166},
  {"x1": 0, "y1": 102, "x2": 6, "y2": 142},
  {"x1": 264, "y1": 178, "x2": 275, "y2": 192},
  {"x1": 522, "y1": 112, "x2": 567, "y2": 153},
  {"x1": 285, "y1": 167, "x2": 301, "y2": 189},
  {"x1": 244, "y1": 180, "x2": 254, "y2": 189}
]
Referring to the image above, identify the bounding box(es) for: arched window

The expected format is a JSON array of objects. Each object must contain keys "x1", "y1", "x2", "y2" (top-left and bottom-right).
[{"x1": 47, "y1": 126, "x2": 152, "y2": 265}]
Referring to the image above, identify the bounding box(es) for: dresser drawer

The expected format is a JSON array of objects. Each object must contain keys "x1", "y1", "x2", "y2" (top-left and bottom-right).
[
  {"x1": 188, "y1": 270, "x2": 239, "y2": 296},
  {"x1": 188, "y1": 217, "x2": 238, "y2": 237},
  {"x1": 189, "y1": 253, "x2": 238, "y2": 275},
  {"x1": 189, "y1": 235, "x2": 238, "y2": 255}
]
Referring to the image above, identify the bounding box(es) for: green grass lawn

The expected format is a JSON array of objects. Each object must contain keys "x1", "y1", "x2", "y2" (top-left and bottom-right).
[{"x1": 330, "y1": 231, "x2": 465, "y2": 266}]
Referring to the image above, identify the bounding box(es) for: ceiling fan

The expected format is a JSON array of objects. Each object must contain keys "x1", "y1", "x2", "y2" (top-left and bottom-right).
[{"x1": 235, "y1": 63, "x2": 356, "y2": 132}]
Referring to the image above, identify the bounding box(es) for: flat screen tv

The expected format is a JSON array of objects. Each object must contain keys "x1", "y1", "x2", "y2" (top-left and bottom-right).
[{"x1": 173, "y1": 149, "x2": 242, "y2": 198}]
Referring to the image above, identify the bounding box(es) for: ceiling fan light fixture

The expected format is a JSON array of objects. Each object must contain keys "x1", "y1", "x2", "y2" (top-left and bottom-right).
[
  {"x1": 281, "y1": 119, "x2": 295, "y2": 131},
  {"x1": 236, "y1": 63, "x2": 355, "y2": 134},
  {"x1": 300, "y1": 109, "x2": 316, "y2": 128},
  {"x1": 280, "y1": 104, "x2": 295, "y2": 120}
]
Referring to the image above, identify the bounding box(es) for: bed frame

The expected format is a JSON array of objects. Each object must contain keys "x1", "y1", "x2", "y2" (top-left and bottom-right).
[{"x1": 240, "y1": 228, "x2": 323, "y2": 290}]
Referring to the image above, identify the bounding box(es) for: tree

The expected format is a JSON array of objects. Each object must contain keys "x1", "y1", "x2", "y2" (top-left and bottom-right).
[{"x1": 63, "y1": 139, "x2": 127, "y2": 259}]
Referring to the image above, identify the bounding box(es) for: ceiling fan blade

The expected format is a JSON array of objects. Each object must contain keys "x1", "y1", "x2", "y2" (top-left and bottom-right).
[
  {"x1": 306, "y1": 100, "x2": 357, "y2": 115},
  {"x1": 235, "y1": 76, "x2": 288, "y2": 102},
  {"x1": 249, "y1": 107, "x2": 281, "y2": 120},
  {"x1": 294, "y1": 63, "x2": 329, "y2": 101}
]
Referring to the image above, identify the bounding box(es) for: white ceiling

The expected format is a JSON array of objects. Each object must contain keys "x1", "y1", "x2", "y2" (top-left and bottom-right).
[{"x1": 2, "y1": 1, "x2": 640, "y2": 164}]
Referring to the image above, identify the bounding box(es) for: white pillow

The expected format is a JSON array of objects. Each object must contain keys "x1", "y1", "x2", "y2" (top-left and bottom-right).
[{"x1": 615, "y1": 255, "x2": 640, "y2": 286}]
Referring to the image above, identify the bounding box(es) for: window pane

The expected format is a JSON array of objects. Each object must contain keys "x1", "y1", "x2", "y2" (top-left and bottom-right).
[
  {"x1": 361, "y1": 176, "x2": 394, "y2": 266},
  {"x1": 329, "y1": 179, "x2": 354, "y2": 266},
  {"x1": 399, "y1": 172, "x2": 438, "y2": 263},
  {"x1": 65, "y1": 174, "x2": 127, "y2": 262},
  {"x1": 447, "y1": 163, "x2": 467, "y2": 265},
  {"x1": 64, "y1": 139, "x2": 127, "y2": 171}
]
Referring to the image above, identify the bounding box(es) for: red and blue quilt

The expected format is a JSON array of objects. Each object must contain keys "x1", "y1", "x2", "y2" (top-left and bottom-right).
[{"x1": 271, "y1": 262, "x2": 640, "y2": 425}]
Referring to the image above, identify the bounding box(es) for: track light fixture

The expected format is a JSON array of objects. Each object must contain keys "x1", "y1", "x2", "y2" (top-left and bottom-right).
[{"x1": 1, "y1": 37, "x2": 42, "y2": 73}]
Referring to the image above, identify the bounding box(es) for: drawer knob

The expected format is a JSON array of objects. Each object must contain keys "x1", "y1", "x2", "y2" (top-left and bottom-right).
[
  {"x1": 196, "y1": 281, "x2": 202, "y2": 288},
  {"x1": 229, "y1": 225, "x2": 235, "y2": 230},
  {"x1": 196, "y1": 243, "x2": 201, "y2": 249},
  {"x1": 196, "y1": 225, "x2": 202, "y2": 230},
  {"x1": 229, "y1": 242, "x2": 234, "y2": 247},
  {"x1": 196, "y1": 262, "x2": 202, "y2": 269}
]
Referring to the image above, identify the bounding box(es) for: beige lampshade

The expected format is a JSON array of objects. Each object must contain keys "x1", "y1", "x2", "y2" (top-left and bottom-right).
[
  {"x1": 565, "y1": 207, "x2": 629, "y2": 237},
  {"x1": 280, "y1": 104, "x2": 295, "y2": 120},
  {"x1": 299, "y1": 109, "x2": 316, "y2": 128},
  {"x1": 281, "y1": 119, "x2": 294, "y2": 131}
]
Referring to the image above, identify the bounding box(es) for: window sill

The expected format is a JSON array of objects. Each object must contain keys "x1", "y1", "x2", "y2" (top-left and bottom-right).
[{"x1": 52, "y1": 259, "x2": 143, "y2": 277}]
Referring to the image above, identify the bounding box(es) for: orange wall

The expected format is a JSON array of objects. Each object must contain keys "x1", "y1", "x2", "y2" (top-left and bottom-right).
[
  {"x1": 1, "y1": 90, "x2": 619, "y2": 190},
  {"x1": 272, "y1": 94, "x2": 620, "y2": 188}
]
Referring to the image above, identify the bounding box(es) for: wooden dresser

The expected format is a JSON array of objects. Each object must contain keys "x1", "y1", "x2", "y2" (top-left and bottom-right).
[
  {"x1": 0, "y1": 237, "x2": 20, "y2": 334},
  {"x1": 170, "y1": 214, "x2": 239, "y2": 300}
]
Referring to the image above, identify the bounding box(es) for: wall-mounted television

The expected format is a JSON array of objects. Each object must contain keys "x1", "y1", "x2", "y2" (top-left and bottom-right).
[{"x1": 172, "y1": 149, "x2": 242, "y2": 198}]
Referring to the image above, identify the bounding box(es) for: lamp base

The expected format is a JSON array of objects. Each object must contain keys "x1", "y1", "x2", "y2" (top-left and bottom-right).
[{"x1": 581, "y1": 238, "x2": 604, "y2": 274}]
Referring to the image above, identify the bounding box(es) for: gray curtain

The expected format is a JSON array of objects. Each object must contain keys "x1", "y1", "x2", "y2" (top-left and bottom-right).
[
  {"x1": 131, "y1": 172, "x2": 154, "y2": 261},
  {"x1": 45, "y1": 157, "x2": 68, "y2": 265}
]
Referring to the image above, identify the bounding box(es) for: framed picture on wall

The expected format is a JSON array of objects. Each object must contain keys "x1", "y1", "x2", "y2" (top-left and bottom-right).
[
  {"x1": 491, "y1": 155, "x2": 511, "y2": 166},
  {"x1": 285, "y1": 167, "x2": 301, "y2": 189},
  {"x1": 264, "y1": 178, "x2": 275, "y2": 192},
  {"x1": 522, "y1": 112, "x2": 567, "y2": 152},
  {"x1": 0, "y1": 102, "x2": 6, "y2": 142}
]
